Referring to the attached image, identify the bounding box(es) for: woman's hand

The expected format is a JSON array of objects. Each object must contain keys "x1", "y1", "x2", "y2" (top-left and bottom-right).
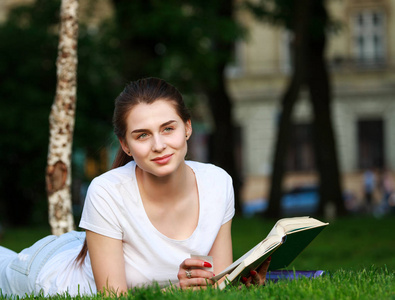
[
  {"x1": 241, "y1": 256, "x2": 271, "y2": 288},
  {"x1": 177, "y1": 258, "x2": 215, "y2": 289}
]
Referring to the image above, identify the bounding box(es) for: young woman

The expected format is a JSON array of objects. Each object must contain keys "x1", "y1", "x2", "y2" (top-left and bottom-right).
[{"x1": 0, "y1": 78, "x2": 269, "y2": 297}]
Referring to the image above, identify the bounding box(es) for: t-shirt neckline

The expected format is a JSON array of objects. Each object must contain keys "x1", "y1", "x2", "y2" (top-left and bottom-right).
[{"x1": 130, "y1": 161, "x2": 202, "y2": 242}]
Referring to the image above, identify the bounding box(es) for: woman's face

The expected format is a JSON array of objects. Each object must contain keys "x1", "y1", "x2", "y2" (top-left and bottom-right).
[{"x1": 120, "y1": 99, "x2": 192, "y2": 178}]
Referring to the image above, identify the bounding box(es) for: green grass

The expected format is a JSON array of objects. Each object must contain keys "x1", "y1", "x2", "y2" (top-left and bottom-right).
[
  {"x1": 5, "y1": 268, "x2": 393, "y2": 300},
  {"x1": 1, "y1": 226, "x2": 51, "y2": 252},
  {"x1": 1, "y1": 216, "x2": 394, "y2": 299}
]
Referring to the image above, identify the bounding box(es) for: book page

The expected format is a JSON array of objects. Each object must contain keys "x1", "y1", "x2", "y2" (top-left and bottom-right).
[
  {"x1": 266, "y1": 220, "x2": 286, "y2": 238},
  {"x1": 277, "y1": 216, "x2": 328, "y2": 234}
]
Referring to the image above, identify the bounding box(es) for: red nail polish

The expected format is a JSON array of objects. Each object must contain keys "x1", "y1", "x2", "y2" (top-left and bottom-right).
[
  {"x1": 268, "y1": 256, "x2": 272, "y2": 261},
  {"x1": 203, "y1": 262, "x2": 212, "y2": 268},
  {"x1": 241, "y1": 276, "x2": 248, "y2": 283},
  {"x1": 250, "y1": 270, "x2": 257, "y2": 276}
]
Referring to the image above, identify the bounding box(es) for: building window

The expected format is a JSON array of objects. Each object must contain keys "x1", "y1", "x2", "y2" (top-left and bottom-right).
[
  {"x1": 358, "y1": 119, "x2": 384, "y2": 169},
  {"x1": 286, "y1": 123, "x2": 315, "y2": 171},
  {"x1": 225, "y1": 40, "x2": 244, "y2": 77},
  {"x1": 280, "y1": 30, "x2": 293, "y2": 73},
  {"x1": 353, "y1": 10, "x2": 386, "y2": 65}
]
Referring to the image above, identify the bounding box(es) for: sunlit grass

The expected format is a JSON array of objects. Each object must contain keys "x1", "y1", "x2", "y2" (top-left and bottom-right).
[
  {"x1": 1, "y1": 215, "x2": 394, "y2": 299},
  {"x1": 5, "y1": 267, "x2": 393, "y2": 299}
]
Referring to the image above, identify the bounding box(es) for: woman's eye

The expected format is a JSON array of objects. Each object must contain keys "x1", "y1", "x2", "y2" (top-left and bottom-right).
[
  {"x1": 163, "y1": 127, "x2": 174, "y2": 133},
  {"x1": 137, "y1": 133, "x2": 148, "y2": 139}
]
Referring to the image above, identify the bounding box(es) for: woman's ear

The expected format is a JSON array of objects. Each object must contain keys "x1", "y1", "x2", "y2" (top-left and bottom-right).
[
  {"x1": 119, "y1": 139, "x2": 131, "y2": 156},
  {"x1": 185, "y1": 120, "x2": 192, "y2": 140}
]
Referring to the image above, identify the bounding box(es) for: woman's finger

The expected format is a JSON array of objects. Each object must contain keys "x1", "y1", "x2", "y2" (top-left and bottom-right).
[
  {"x1": 183, "y1": 268, "x2": 213, "y2": 279},
  {"x1": 257, "y1": 256, "x2": 271, "y2": 285},
  {"x1": 240, "y1": 256, "x2": 272, "y2": 288},
  {"x1": 180, "y1": 258, "x2": 213, "y2": 270},
  {"x1": 178, "y1": 259, "x2": 214, "y2": 279},
  {"x1": 250, "y1": 270, "x2": 261, "y2": 285},
  {"x1": 179, "y1": 276, "x2": 214, "y2": 289}
]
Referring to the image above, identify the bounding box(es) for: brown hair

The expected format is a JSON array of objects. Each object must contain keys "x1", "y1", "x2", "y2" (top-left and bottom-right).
[{"x1": 76, "y1": 77, "x2": 191, "y2": 265}]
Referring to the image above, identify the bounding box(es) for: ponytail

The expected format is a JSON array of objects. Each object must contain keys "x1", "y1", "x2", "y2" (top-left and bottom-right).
[{"x1": 75, "y1": 239, "x2": 88, "y2": 266}]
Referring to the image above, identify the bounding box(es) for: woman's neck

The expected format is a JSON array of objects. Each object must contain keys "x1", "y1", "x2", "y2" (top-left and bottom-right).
[
  {"x1": 136, "y1": 162, "x2": 192, "y2": 204},
  {"x1": 136, "y1": 162, "x2": 199, "y2": 240}
]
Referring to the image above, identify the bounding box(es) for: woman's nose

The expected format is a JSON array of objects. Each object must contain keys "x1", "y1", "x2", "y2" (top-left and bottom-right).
[{"x1": 151, "y1": 135, "x2": 167, "y2": 152}]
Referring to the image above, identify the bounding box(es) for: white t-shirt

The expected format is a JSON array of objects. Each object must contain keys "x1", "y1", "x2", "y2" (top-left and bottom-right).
[{"x1": 79, "y1": 161, "x2": 235, "y2": 288}]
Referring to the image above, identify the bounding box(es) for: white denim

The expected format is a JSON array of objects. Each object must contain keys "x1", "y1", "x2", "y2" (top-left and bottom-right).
[{"x1": 0, "y1": 231, "x2": 86, "y2": 298}]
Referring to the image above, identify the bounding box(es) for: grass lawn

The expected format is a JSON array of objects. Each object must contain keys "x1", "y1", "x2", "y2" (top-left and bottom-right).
[{"x1": 0, "y1": 215, "x2": 394, "y2": 299}]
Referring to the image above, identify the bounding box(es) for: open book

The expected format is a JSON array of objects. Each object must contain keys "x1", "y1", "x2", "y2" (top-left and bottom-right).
[{"x1": 213, "y1": 216, "x2": 328, "y2": 290}]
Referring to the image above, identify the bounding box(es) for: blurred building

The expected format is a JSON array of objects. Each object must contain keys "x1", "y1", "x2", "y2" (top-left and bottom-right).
[
  {"x1": 0, "y1": 0, "x2": 112, "y2": 26},
  {"x1": 0, "y1": 0, "x2": 32, "y2": 23},
  {"x1": 226, "y1": 0, "x2": 395, "y2": 208}
]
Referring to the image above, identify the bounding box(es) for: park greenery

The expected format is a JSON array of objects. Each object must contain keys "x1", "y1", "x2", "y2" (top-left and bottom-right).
[
  {"x1": 0, "y1": 0, "x2": 247, "y2": 227},
  {"x1": 0, "y1": 0, "x2": 119, "y2": 226},
  {"x1": 0, "y1": 0, "x2": 241, "y2": 225}
]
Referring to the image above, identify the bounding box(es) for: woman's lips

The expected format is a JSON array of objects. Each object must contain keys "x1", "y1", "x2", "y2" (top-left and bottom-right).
[{"x1": 151, "y1": 154, "x2": 173, "y2": 165}]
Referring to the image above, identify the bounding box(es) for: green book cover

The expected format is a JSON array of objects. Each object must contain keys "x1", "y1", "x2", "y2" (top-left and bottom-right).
[
  {"x1": 268, "y1": 225, "x2": 327, "y2": 270},
  {"x1": 214, "y1": 217, "x2": 328, "y2": 289}
]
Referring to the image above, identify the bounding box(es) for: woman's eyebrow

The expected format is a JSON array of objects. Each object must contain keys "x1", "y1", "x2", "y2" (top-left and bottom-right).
[
  {"x1": 131, "y1": 120, "x2": 177, "y2": 134},
  {"x1": 161, "y1": 120, "x2": 177, "y2": 127},
  {"x1": 131, "y1": 128, "x2": 147, "y2": 134}
]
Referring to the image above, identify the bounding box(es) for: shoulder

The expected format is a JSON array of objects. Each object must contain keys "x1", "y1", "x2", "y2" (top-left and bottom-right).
[
  {"x1": 186, "y1": 161, "x2": 232, "y2": 183},
  {"x1": 89, "y1": 161, "x2": 135, "y2": 190},
  {"x1": 187, "y1": 161, "x2": 235, "y2": 221}
]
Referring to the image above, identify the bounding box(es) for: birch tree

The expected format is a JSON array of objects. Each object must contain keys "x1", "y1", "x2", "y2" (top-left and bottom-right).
[{"x1": 45, "y1": 0, "x2": 79, "y2": 235}]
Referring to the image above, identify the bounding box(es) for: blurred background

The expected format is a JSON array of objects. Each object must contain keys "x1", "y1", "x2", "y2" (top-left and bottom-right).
[{"x1": 0, "y1": 0, "x2": 394, "y2": 230}]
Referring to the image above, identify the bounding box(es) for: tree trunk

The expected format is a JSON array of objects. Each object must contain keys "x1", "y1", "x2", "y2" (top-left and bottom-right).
[
  {"x1": 266, "y1": 77, "x2": 302, "y2": 219},
  {"x1": 306, "y1": 2, "x2": 346, "y2": 217},
  {"x1": 46, "y1": 0, "x2": 79, "y2": 235},
  {"x1": 204, "y1": 0, "x2": 242, "y2": 214},
  {"x1": 266, "y1": 0, "x2": 313, "y2": 218},
  {"x1": 206, "y1": 64, "x2": 242, "y2": 213}
]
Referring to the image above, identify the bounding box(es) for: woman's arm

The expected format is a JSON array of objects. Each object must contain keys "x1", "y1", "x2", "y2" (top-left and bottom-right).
[
  {"x1": 208, "y1": 219, "x2": 233, "y2": 275},
  {"x1": 86, "y1": 230, "x2": 128, "y2": 295}
]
